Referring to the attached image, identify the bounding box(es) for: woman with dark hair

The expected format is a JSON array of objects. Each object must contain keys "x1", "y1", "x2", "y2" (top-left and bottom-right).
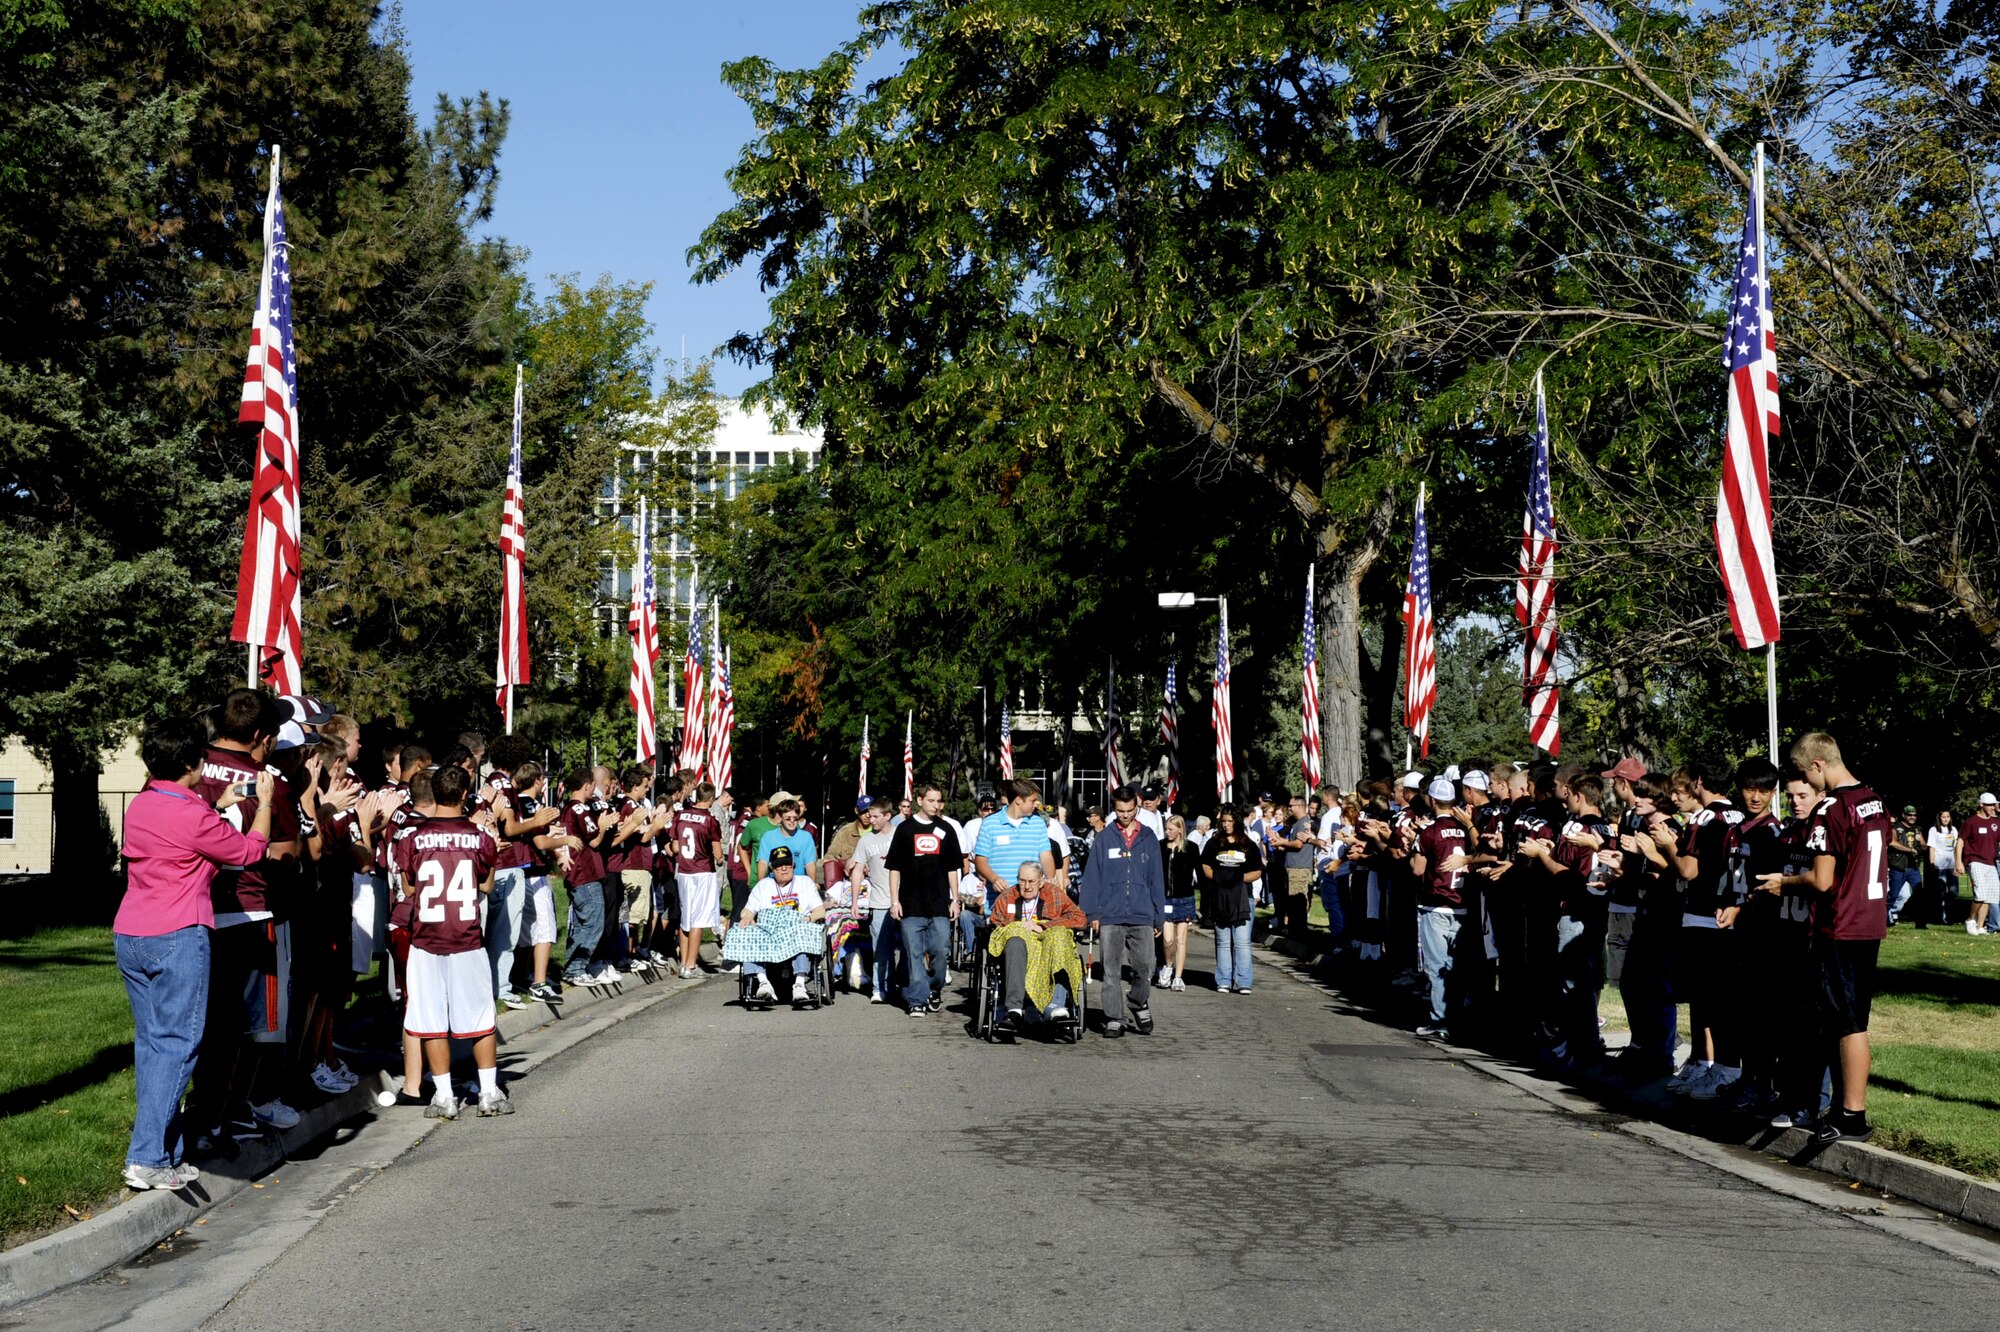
[
  {"x1": 1199, "y1": 805, "x2": 1264, "y2": 993},
  {"x1": 115, "y1": 717, "x2": 274, "y2": 1191}
]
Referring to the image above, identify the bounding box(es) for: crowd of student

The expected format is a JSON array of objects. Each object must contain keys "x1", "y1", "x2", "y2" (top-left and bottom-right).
[
  {"x1": 110, "y1": 683, "x2": 1975, "y2": 1190},
  {"x1": 1270, "y1": 732, "x2": 1966, "y2": 1150}
]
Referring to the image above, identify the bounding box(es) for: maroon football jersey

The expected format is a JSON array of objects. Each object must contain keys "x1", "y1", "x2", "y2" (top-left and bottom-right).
[
  {"x1": 402, "y1": 815, "x2": 499, "y2": 955},
  {"x1": 606, "y1": 796, "x2": 653, "y2": 874},
  {"x1": 486, "y1": 772, "x2": 534, "y2": 872},
  {"x1": 371, "y1": 782, "x2": 413, "y2": 874},
  {"x1": 671, "y1": 806, "x2": 724, "y2": 874},
  {"x1": 1961, "y1": 813, "x2": 2000, "y2": 867},
  {"x1": 194, "y1": 745, "x2": 299, "y2": 917},
  {"x1": 1803, "y1": 785, "x2": 1890, "y2": 941},
  {"x1": 1415, "y1": 819, "x2": 1470, "y2": 909},
  {"x1": 560, "y1": 800, "x2": 608, "y2": 885}
]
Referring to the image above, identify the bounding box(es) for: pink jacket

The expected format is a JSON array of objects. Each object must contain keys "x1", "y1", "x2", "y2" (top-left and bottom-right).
[{"x1": 115, "y1": 780, "x2": 270, "y2": 936}]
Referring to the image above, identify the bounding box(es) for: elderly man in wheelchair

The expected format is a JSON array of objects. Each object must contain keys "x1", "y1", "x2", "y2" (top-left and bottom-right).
[
  {"x1": 722, "y1": 846, "x2": 828, "y2": 1008},
  {"x1": 987, "y1": 861, "x2": 1088, "y2": 1035}
]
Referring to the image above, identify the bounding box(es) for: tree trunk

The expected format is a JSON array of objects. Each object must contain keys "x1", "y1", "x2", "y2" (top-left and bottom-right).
[
  {"x1": 1320, "y1": 560, "x2": 1367, "y2": 792},
  {"x1": 1362, "y1": 573, "x2": 1406, "y2": 777},
  {"x1": 51, "y1": 745, "x2": 114, "y2": 921}
]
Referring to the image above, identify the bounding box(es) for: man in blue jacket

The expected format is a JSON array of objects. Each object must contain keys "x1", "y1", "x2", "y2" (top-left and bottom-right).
[{"x1": 1080, "y1": 785, "x2": 1167, "y2": 1038}]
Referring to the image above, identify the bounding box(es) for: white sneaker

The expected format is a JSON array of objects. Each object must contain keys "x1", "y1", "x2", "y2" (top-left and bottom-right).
[
  {"x1": 628, "y1": 956, "x2": 652, "y2": 972},
  {"x1": 1689, "y1": 1065, "x2": 1741, "y2": 1101},
  {"x1": 754, "y1": 975, "x2": 778, "y2": 1002},
  {"x1": 679, "y1": 965, "x2": 698, "y2": 979},
  {"x1": 251, "y1": 1098, "x2": 301, "y2": 1130},
  {"x1": 1171, "y1": 976, "x2": 1186, "y2": 992},
  {"x1": 1156, "y1": 965, "x2": 1173, "y2": 987},
  {"x1": 589, "y1": 966, "x2": 620, "y2": 985},
  {"x1": 310, "y1": 1062, "x2": 353, "y2": 1094},
  {"x1": 1048, "y1": 1006, "x2": 1071, "y2": 1021}
]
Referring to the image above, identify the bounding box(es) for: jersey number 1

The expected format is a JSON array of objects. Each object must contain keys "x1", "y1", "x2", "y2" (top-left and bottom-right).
[{"x1": 417, "y1": 860, "x2": 478, "y2": 923}]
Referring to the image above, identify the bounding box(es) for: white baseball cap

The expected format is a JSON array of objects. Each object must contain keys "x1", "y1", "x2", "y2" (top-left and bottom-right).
[
  {"x1": 1981, "y1": 792, "x2": 1998, "y2": 807},
  {"x1": 1442, "y1": 764, "x2": 1462, "y2": 781},
  {"x1": 1462, "y1": 769, "x2": 1491, "y2": 792},
  {"x1": 1426, "y1": 776, "x2": 1457, "y2": 802},
  {"x1": 1399, "y1": 771, "x2": 1425, "y2": 790}
]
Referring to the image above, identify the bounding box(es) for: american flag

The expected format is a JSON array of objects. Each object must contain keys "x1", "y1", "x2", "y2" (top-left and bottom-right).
[
  {"x1": 1159, "y1": 659, "x2": 1179, "y2": 807},
  {"x1": 1212, "y1": 602, "x2": 1233, "y2": 801},
  {"x1": 1717, "y1": 147, "x2": 1781, "y2": 651},
  {"x1": 232, "y1": 148, "x2": 303, "y2": 694},
  {"x1": 1301, "y1": 565, "x2": 1323, "y2": 789},
  {"x1": 902, "y1": 711, "x2": 914, "y2": 804},
  {"x1": 1102, "y1": 658, "x2": 1125, "y2": 789},
  {"x1": 1402, "y1": 484, "x2": 1437, "y2": 758},
  {"x1": 628, "y1": 500, "x2": 660, "y2": 763},
  {"x1": 999, "y1": 704, "x2": 1014, "y2": 781},
  {"x1": 858, "y1": 715, "x2": 871, "y2": 797},
  {"x1": 495, "y1": 364, "x2": 528, "y2": 724},
  {"x1": 679, "y1": 589, "x2": 708, "y2": 775},
  {"x1": 1517, "y1": 372, "x2": 1561, "y2": 756},
  {"x1": 706, "y1": 606, "x2": 732, "y2": 792}
]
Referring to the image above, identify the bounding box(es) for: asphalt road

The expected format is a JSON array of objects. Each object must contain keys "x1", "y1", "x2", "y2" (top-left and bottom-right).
[{"x1": 22, "y1": 937, "x2": 2000, "y2": 1330}]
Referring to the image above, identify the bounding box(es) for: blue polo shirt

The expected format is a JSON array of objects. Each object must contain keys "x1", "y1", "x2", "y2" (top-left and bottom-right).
[
  {"x1": 755, "y1": 825, "x2": 818, "y2": 874},
  {"x1": 973, "y1": 811, "x2": 1049, "y2": 887}
]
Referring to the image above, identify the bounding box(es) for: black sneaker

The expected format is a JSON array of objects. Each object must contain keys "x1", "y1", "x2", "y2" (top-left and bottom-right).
[
  {"x1": 1810, "y1": 1109, "x2": 1873, "y2": 1145},
  {"x1": 926, "y1": 994, "x2": 944, "y2": 1014},
  {"x1": 1102, "y1": 1020, "x2": 1125, "y2": 1039},
  {"x1": 388, "y1": 1088, "x2": 432, "y2": 1108},
  {"x1": 1130, "y1": 1005, "x2": 1154, "y2": 1036}
]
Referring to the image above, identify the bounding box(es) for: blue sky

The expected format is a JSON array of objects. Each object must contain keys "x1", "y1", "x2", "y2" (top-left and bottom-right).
[{"x1": 399, "y1": 1, "x2": 874, "y2": 396}]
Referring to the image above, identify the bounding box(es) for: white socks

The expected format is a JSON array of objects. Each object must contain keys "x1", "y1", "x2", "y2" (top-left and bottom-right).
[{"x1": 477, "y1": 1066, "x2": 499, "y2": 1097}]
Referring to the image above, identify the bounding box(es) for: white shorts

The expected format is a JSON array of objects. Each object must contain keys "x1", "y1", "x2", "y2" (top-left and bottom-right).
[
  {"x1": 403, "y1": 946, "x2": 497, "y2": 1040},
  {"x1": 1971, "y1": 862, "x2": 2000, "y2": 905},
  {"x1": 524, "y1": 874, "x2": 557, "y2": 947},
  {"x1": 351, "y1": 872, "x2": 388, "y2": 973},
  {"x1": 677, "y1": 871, "x2": 722, "y2": 930}
]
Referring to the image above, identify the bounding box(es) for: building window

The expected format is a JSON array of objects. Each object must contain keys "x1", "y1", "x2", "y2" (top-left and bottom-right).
[
  {"x1": 735, "y1": 451, "x2": 749, "y2": 464},
  {"x1": 753, "y1": 451, "x2": 769, "y2": 466},
  {"x1": 0, "y1": 779, "x2": 13, "y2": 841}
]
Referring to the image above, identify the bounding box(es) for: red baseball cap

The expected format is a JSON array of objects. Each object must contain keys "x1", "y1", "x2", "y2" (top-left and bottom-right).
[{"x1": 1601, "y1": 757, "x2": 1647, "y2": 782}]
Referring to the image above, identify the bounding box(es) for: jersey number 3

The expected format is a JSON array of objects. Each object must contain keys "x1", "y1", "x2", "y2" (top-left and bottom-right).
[{"x1": 417, "y1": 860, "x2": 478, "y2": 923}]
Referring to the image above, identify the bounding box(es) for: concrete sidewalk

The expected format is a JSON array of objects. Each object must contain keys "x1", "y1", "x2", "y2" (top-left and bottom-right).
[{"x1": 0, "y1": 965, "x2": 704, "y2": 1311}]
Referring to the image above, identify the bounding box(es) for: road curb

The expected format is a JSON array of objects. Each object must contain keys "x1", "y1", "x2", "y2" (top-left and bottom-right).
[
  {"x1": 1257, "y1": 936, "x2": 2000, "y2": 1236},
  {"x1": 0, "y1": 967, "x2": 693, "y2": 1312}
]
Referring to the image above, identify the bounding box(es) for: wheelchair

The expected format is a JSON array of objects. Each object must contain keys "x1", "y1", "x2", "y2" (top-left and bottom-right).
[
  {"x1": 970, "y1": 922, "x2": 1092, "y2": 1043},
  {"x1": 735, "y1": 946, "x2": 836, "y2": 1010}
]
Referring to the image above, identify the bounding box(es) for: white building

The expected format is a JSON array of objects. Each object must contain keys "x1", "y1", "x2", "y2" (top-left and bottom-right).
[{"x1": 595, "y1": 397, "x2": 823, "y2": 699}]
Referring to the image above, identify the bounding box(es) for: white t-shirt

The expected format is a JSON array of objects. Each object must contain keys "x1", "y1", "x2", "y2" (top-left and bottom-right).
[
  {"x1": 1929, "y1": 827, "x2": 1959, "y2": 871},
  {"x1": 1138, "y1": 808, "x2": 1166, "y2": 840},
  {"x1": 746, "y1": 875, "x2": 823, "y2": 916},
  {"x1": 851, "y1": 828, "x2": 894, "y2": 907}
]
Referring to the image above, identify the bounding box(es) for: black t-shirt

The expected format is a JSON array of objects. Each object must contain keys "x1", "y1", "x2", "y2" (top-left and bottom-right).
[
  {"x1": 1200, "y1": 833, "x2": 1264, "y2": 927},
  {"x1": 885, "y1": 816, "x2": 963, "y2": 916}
]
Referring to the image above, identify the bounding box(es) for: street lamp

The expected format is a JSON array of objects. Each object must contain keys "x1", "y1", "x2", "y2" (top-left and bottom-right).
[{"x1": 1157, "y1": 591, "x2": 1230, "y2": 804}]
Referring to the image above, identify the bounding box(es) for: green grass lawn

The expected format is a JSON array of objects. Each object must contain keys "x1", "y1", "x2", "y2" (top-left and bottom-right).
[{"x1": 0, "y1": 927, "x2": 137, "y2": 1244}]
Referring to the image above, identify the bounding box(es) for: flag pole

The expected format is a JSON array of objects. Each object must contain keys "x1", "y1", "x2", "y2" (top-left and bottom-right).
[{"x1": 1755, "y1": 141, "x2": 1782, "y2": 771}]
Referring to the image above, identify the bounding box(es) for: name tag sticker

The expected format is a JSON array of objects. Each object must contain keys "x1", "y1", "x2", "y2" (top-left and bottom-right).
[
  {"x1": 1107, "y1": 847, "x2": 1124, "y2": 859},
  {"x1": 996, "y1": 834, "x2": 1011, "y2": 846}
]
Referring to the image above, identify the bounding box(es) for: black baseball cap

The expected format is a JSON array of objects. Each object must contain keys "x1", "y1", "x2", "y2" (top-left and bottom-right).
[{"x1": 768, "y1": 847, "x2": 795, "y2": 869}]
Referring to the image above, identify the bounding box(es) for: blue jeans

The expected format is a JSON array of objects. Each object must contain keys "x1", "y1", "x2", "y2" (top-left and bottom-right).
[
  {"x1": 1417, "y1": 908, "x2": 1463, "y2": 1025},
  {"x1": 487, "y1": 866, "x2": 527, "y2": 997},
  {"x1": 1887, "y1": 867, "x2": 1919, "y2": 920},
  {"x1": 1214, "y1": 922, "x2": 1252, "y2": 990},
  {"x1": 744, "y1": 955, "x2": 811, "y2": 977},
  {"x1": 958, "y1": 904, "x2": 987, "y2": 954},
  {"x1": 901, "y1": 915, "x2": 951, "y2": 1008},
  {"x1": 116, "y1": 927, "x2": 210, "y2": 1168},
  {"x1": 1318, "y1": 868, "x2": 1347, "y2": 943},
  {"x1": 869, "y1": 908, "x2": 902, "y2": 998},
  {"x1": 563, "y1": 880, "x2": 605, "y2": 980}
]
